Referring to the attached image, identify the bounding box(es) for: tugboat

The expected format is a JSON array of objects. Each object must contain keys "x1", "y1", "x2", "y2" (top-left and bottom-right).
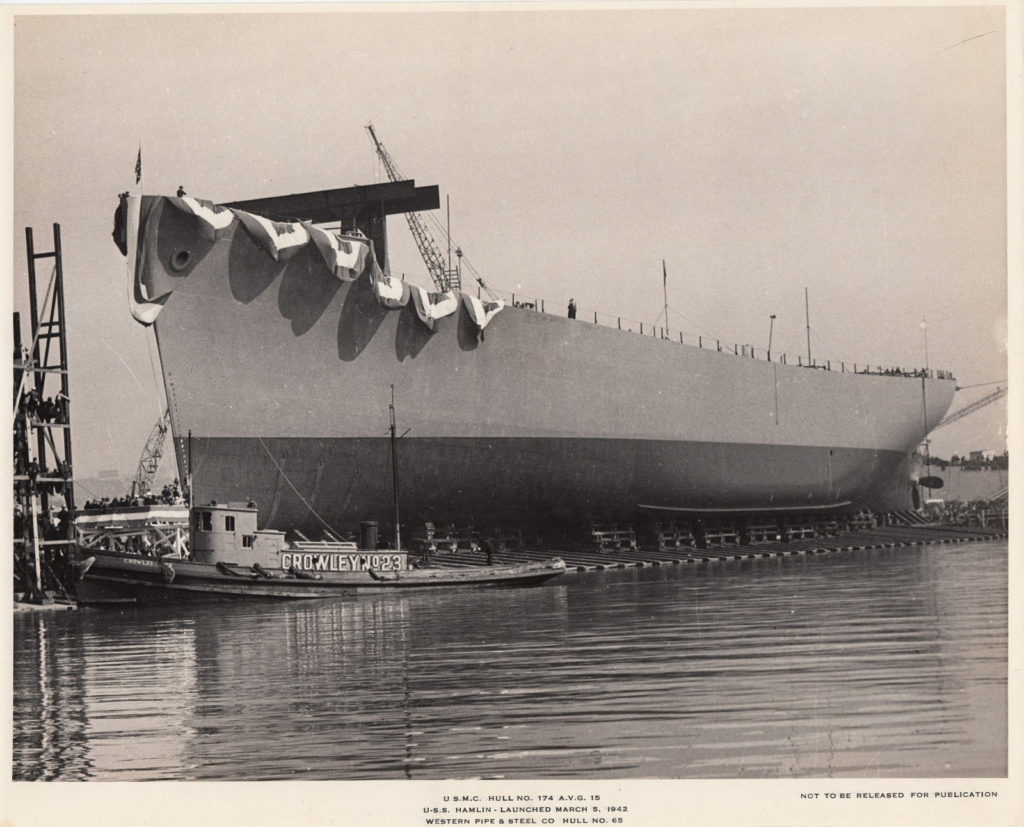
[{"x1": 73, "y1": 500, "x2": 566, "y2": 604}]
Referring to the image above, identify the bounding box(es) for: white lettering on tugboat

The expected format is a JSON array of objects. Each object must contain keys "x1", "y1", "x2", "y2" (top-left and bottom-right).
[
  {"x1": 280, "y1": 552, "x2": 406, "y2": 572},
  {"x1": 122, "y1": 557, "x2": 158, "y2": 568}
]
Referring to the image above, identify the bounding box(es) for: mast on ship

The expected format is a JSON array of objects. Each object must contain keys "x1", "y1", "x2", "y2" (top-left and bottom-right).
[
  {"x1": 805, "y1": 287, "x2": 812, "y2": 365},
  {"x1": 919, "y1": 318, "x2": 931, "y2": 489},
  {"x1": 662, "y1": 260, "x2": 669, "y2": 337},
  {"x1": 389, "y1": 385, "x2": 402, "y2": 552}
]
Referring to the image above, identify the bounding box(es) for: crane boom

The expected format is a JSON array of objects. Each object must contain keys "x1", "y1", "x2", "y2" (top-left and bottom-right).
[
  {"x1": 933, "y1": 386, "x2": 1006, "y2": 431},
  {"x1": 366, "y1": 123, "x2": 461, "y2": 292},
  {"x1": 131, "y1": 409, "x2": 171, "y2": 497}
]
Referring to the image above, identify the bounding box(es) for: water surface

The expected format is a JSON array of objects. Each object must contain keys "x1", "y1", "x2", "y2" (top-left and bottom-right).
[{"x1": 13, "y1": 541, "x2": 1007, "y2": 780}]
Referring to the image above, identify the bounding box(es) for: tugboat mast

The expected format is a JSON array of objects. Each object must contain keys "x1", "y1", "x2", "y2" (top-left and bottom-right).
[{"x1": 389, "y1": 385, "x2": 402, "y2": 552}]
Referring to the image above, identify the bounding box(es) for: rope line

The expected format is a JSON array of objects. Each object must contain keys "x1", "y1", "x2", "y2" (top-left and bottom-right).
[
  {"x1": 145, "y1": 326, "x2": 165, "y2": 422},
  {"x1": 664, "y1": 304, "x2": 730, "y2": 347},
  {"x1": 256, "y1": 436, "x2": 343, "y2": 537},
  {"x1": 956, "y1": 380, "x2": 1007, "y2": 391}
]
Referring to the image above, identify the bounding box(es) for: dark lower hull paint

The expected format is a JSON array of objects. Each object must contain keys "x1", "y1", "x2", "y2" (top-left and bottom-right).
[{"x1": 189, "y1": 435, "x2": 915, "y2": 537}]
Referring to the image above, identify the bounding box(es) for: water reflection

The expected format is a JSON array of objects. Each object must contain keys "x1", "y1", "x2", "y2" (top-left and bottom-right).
[
  {"x1": 13, "y1": 542, "x2": 1006, "y2": 780},
  {"x1": 13, "y1": 613, "x2": 90, "y2": 780}
]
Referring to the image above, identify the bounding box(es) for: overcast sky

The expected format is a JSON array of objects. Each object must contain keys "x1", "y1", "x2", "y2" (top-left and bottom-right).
[{"x1": 11, "y1": 5, "x2": 1008, "y2": 481}]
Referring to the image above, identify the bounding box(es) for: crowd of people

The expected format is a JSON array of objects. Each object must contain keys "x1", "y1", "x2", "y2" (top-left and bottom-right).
[
  {"x1": 17, "y1": 458, "x2": 72, "y2": 494},
  {"x1": 21, "y1": 389, "x2": 69, "y2": 423},
  {"x1": 14, "y1": 503, "x2": 72, "y2": 541},
  {"x1": 923, "y1": 498, "x2": 1008, "y2": 528},
  {"x1": 14, "y1": 384, "x2": 72, "y2": 492},
  {"x1": 938, "y1": 451, "x2": 1009, "y2": 471},
  {"x1": 81, "y1": 481, "x2": 186, "y2": 511},
  {"x1": 866, "y1": 366, "x2": 932, "y2": 378}
]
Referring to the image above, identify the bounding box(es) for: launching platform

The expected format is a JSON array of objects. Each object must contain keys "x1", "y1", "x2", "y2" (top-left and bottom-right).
[{"x1": 415, "y1": 524, "x2": 1009, "y2": 573}]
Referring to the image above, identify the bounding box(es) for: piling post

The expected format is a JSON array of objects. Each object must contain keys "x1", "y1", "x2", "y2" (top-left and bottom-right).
[{"x1": 27, "y1": 494, "x2": 45, "y2": 603}]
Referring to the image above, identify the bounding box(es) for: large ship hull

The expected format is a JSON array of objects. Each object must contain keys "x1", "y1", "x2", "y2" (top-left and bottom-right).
[{"x1": 128, "y1": 196, "x2": 957, "y2": 538}]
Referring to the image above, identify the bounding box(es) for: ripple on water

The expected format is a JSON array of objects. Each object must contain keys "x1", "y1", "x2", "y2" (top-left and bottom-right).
[{"x1": 13, "y1": 541, "x2": 1007, "y2": 779}]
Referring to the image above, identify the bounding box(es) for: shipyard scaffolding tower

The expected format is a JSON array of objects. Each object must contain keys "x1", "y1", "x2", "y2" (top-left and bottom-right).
[{"x1": 13, "y1": 224, "x2": 77, "y2": 604}]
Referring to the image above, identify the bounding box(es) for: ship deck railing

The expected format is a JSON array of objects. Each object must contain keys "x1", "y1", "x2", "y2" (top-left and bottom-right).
[{"x1": 496, "y1": 290, "x2": 953, "y2": 381}]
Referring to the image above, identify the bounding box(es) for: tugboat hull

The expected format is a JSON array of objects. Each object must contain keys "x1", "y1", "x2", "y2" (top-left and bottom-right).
[{"x1": 75, "y1": 550, "x2": 567, "y2": 605}]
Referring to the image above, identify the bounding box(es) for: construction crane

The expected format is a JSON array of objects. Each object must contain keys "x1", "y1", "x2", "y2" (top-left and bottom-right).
[
  {"x1": 366, "y1": 123, "x2": 462, "y2": 293},
  {"x1": 131, "y1": 409, "x2": 171, "y2": 497},
  {"x1": 933, "y1": 386, "x2": 1007, "y2": 431}
]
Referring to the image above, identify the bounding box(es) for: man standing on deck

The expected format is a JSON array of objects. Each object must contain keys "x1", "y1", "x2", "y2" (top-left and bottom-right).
[{"x1": 568, "y1": 298, "x2": 577, "y2": 319}]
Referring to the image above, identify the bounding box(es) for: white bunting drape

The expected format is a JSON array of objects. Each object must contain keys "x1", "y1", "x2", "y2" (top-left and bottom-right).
[
  {"x1": 305, "y1": 223, "x2": 375, "y2": 282},
  {"x1": 460, "y1": 293, "x2": 506, "y2": 329},
  {"x1": 231, "y1": 210, "x2": 310, "y2": 260},
  {"x1": 372, "y1": 272, "x2": 409, "y2": 308},
  {"x1": 125, "y1": 196, "x2": 173, "y2": 325},
  {"x1": 126, "y1": 195, "x2": 508, "y2": 336},
  {"x1": 174, "y1": 196, "x2": 235, "y2": 237},
  {"x1": 408, "y1": 284, "x2": 459, "y2": 329}
]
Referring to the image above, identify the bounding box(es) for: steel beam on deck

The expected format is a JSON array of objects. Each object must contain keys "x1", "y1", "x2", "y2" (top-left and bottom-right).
[{"x1": 223, "y1": 180, "x2": 441, "y2": 224}]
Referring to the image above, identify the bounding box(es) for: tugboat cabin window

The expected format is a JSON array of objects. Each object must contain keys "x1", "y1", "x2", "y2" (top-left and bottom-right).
[
  {"x1": 202, "y1": 511, "x2": 212, "y2": 532},
  {"x1": 225, "y1": 515, "x2": 235, "y2": 532}
]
